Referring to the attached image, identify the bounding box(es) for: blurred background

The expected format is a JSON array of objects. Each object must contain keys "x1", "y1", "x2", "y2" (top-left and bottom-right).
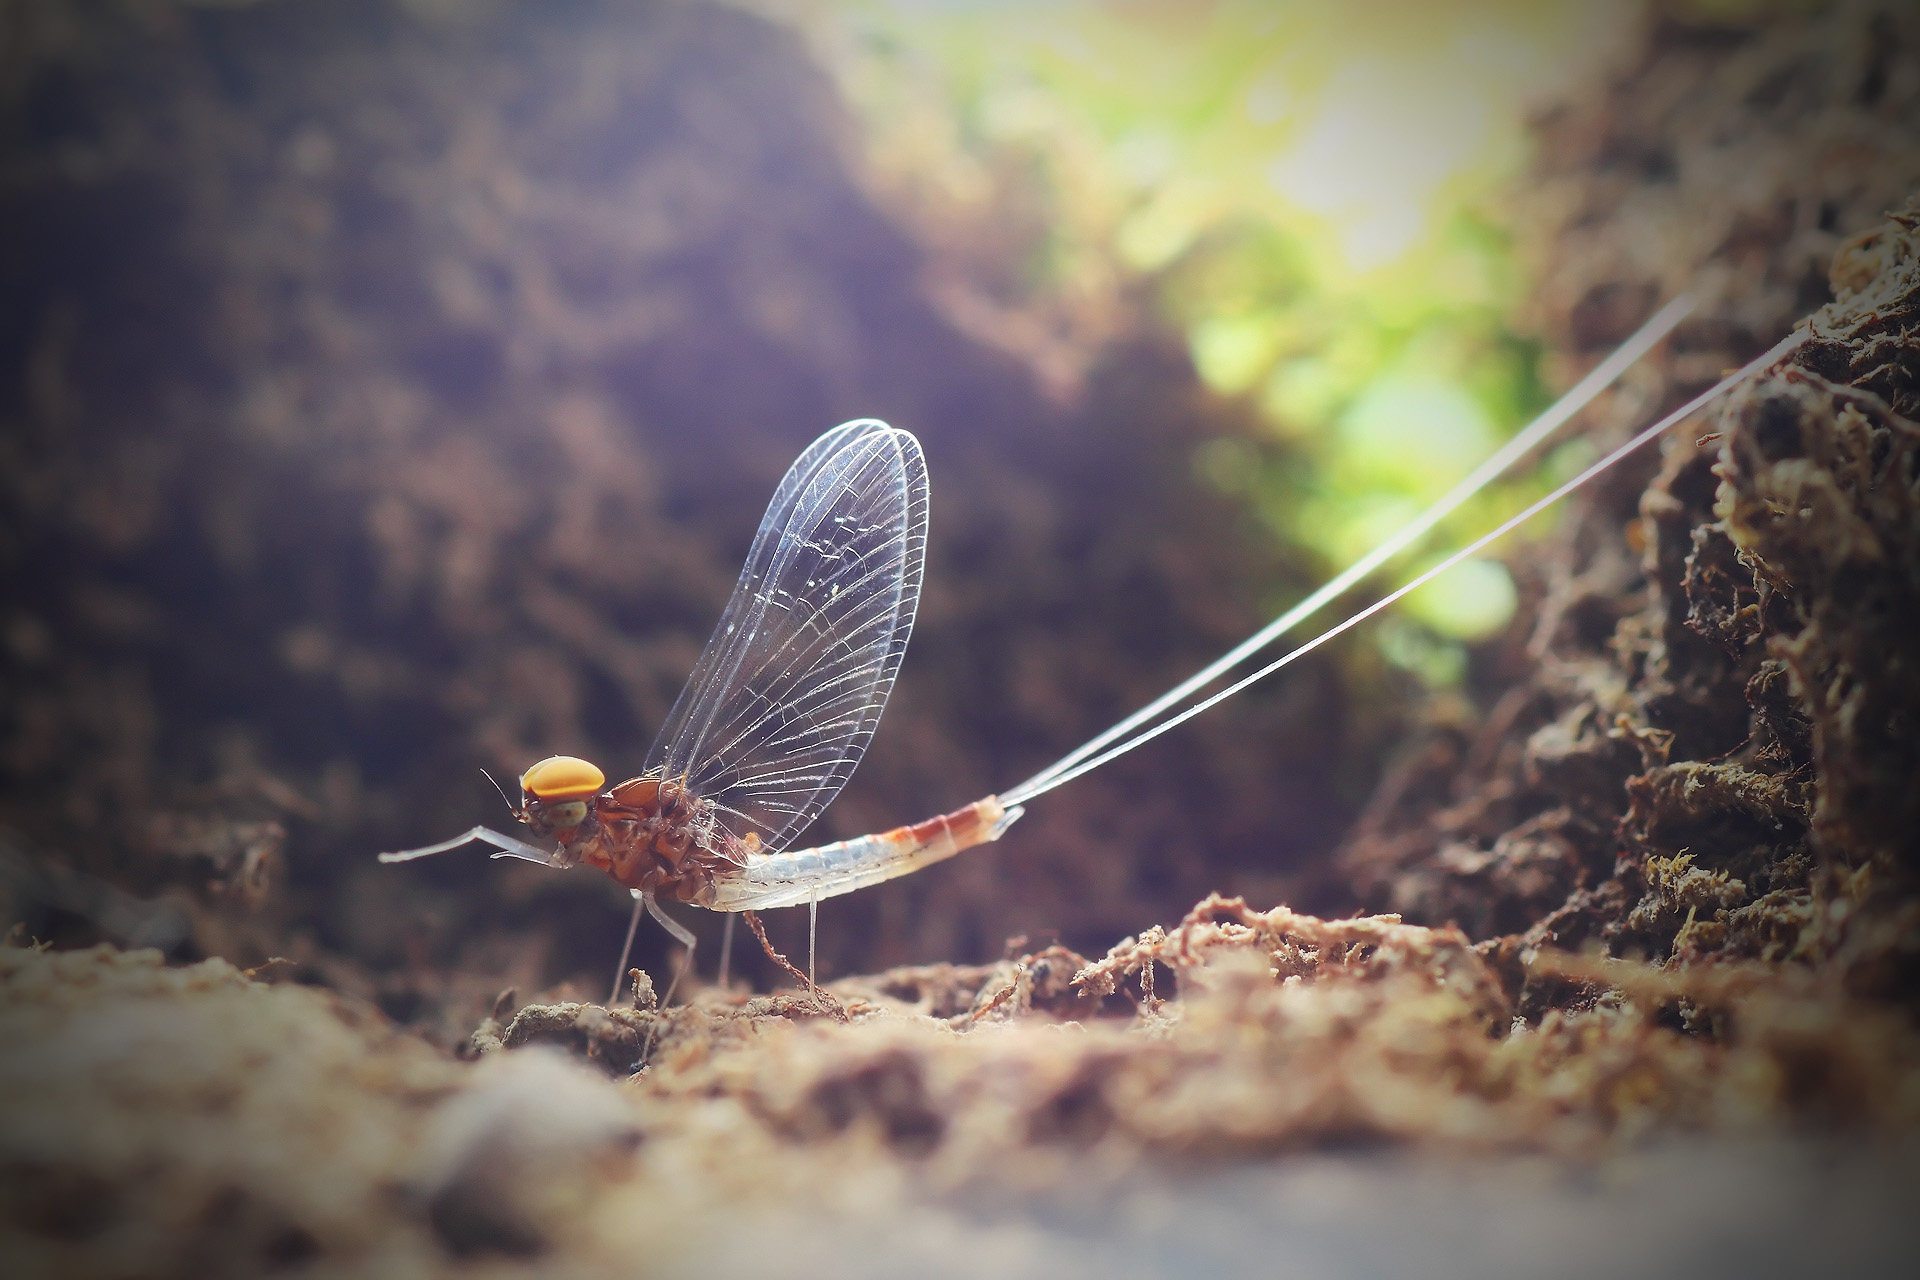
[{"x1": 2, "y1": 0, "x2": 1896, "y2": 1040}]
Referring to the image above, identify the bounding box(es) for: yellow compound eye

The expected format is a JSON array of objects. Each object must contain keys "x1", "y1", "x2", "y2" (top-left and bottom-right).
[{"x1": 520, "y1": 755, "x2": 606, "y2": 801}]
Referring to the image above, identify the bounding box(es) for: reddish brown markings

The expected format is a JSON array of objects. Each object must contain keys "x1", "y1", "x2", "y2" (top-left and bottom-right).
[
  {"x1": 899, "y1": 801, "x2": 982, "y2": 848},
  {"x1": 565, "y1": 774, "x2": 744, "y2": 902},
  {"x1": 906, "y1": 815, "x2": 948, "y2": 845},
  {"x1": 609, "y1": 776, "x2": 660, "y2": 808}
]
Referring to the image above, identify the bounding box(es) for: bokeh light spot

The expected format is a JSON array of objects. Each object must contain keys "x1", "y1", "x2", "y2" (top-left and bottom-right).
[
  {"x1": 1337, "y1": 375, "x2": 1498, "y2": 492},
  {"x1": 1404, "y1": 555, "x2": 1517, "y2": 640}
]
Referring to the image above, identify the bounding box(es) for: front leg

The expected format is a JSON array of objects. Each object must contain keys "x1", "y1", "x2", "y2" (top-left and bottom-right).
[{"x1": 378, "y1": 825, "x2": 556, "y2": 867}]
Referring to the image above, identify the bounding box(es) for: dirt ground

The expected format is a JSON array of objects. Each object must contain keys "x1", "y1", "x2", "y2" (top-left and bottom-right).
[{"x1": 3, "y1": 2, "x2": 1919, "y2": 1277}]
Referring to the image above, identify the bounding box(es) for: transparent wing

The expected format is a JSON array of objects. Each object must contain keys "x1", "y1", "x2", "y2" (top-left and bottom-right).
[{"x1": 645, "y1": 420, "x2": 928, "y2": 855}]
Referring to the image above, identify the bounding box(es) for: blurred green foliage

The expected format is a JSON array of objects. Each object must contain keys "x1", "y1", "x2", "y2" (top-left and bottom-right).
[{"x1": 756, "y1": 0, "x2": 1638, "y2": 681}]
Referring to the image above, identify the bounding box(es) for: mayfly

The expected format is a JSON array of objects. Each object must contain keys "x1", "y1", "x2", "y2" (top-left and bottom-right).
[
  {"x1": 380, "y1": 420, "x2": 1022, "y2": 999},
  {"x1": 383, "y1": 302, "x2": 1811, "y2": 1005}
]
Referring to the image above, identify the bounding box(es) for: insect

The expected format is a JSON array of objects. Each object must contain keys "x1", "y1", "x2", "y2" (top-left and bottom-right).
[
  {"x1": 384, "y1": 303, "x2": 1808, "y2": 1010},
  {"x1": 380, "y1": 420, "x2": 1023, "y2": 1001}
]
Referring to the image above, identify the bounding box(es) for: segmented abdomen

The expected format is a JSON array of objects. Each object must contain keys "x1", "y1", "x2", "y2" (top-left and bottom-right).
[{"x1": 704, "y1": 795, "x2": 1021, "y2": 911}]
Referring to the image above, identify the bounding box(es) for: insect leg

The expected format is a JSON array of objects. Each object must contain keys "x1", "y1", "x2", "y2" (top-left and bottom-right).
[
  {"x1": 807, "y1": 894, "x2": 818, "y2": 992},
  {"x1": 717, "y1": 912, "x2": 736, "y2": 990},
  {"x1": 377, "y1": 825, "x2": 553, "y2": 866},
  {"x1": 479, "y1": 830, "x2": 563, "y2": 865},
  {"x1": 645, "y1": 893, "x2": 698, "y2": 1011},
  {"x1": 636, "y1": 894, "x2": 700, "y2": 1068},
  {"x1": 609, "y1": 894, "x2": 645, "y2": 1007}
]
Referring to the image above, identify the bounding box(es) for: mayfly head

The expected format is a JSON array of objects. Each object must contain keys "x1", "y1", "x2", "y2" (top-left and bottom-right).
[{"x1": 518, "y1": 754, "x2": 606, "y2": 847}]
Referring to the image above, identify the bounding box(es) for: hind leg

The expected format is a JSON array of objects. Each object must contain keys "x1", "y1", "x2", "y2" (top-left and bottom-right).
[{"x1": 717, "y1": 911, "x2": 736, "y2": 990}]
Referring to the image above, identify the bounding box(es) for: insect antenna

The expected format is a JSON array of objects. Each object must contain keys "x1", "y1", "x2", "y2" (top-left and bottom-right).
[{"x1": 479, "y1": 767, "x2": 517, "y2": 816}]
